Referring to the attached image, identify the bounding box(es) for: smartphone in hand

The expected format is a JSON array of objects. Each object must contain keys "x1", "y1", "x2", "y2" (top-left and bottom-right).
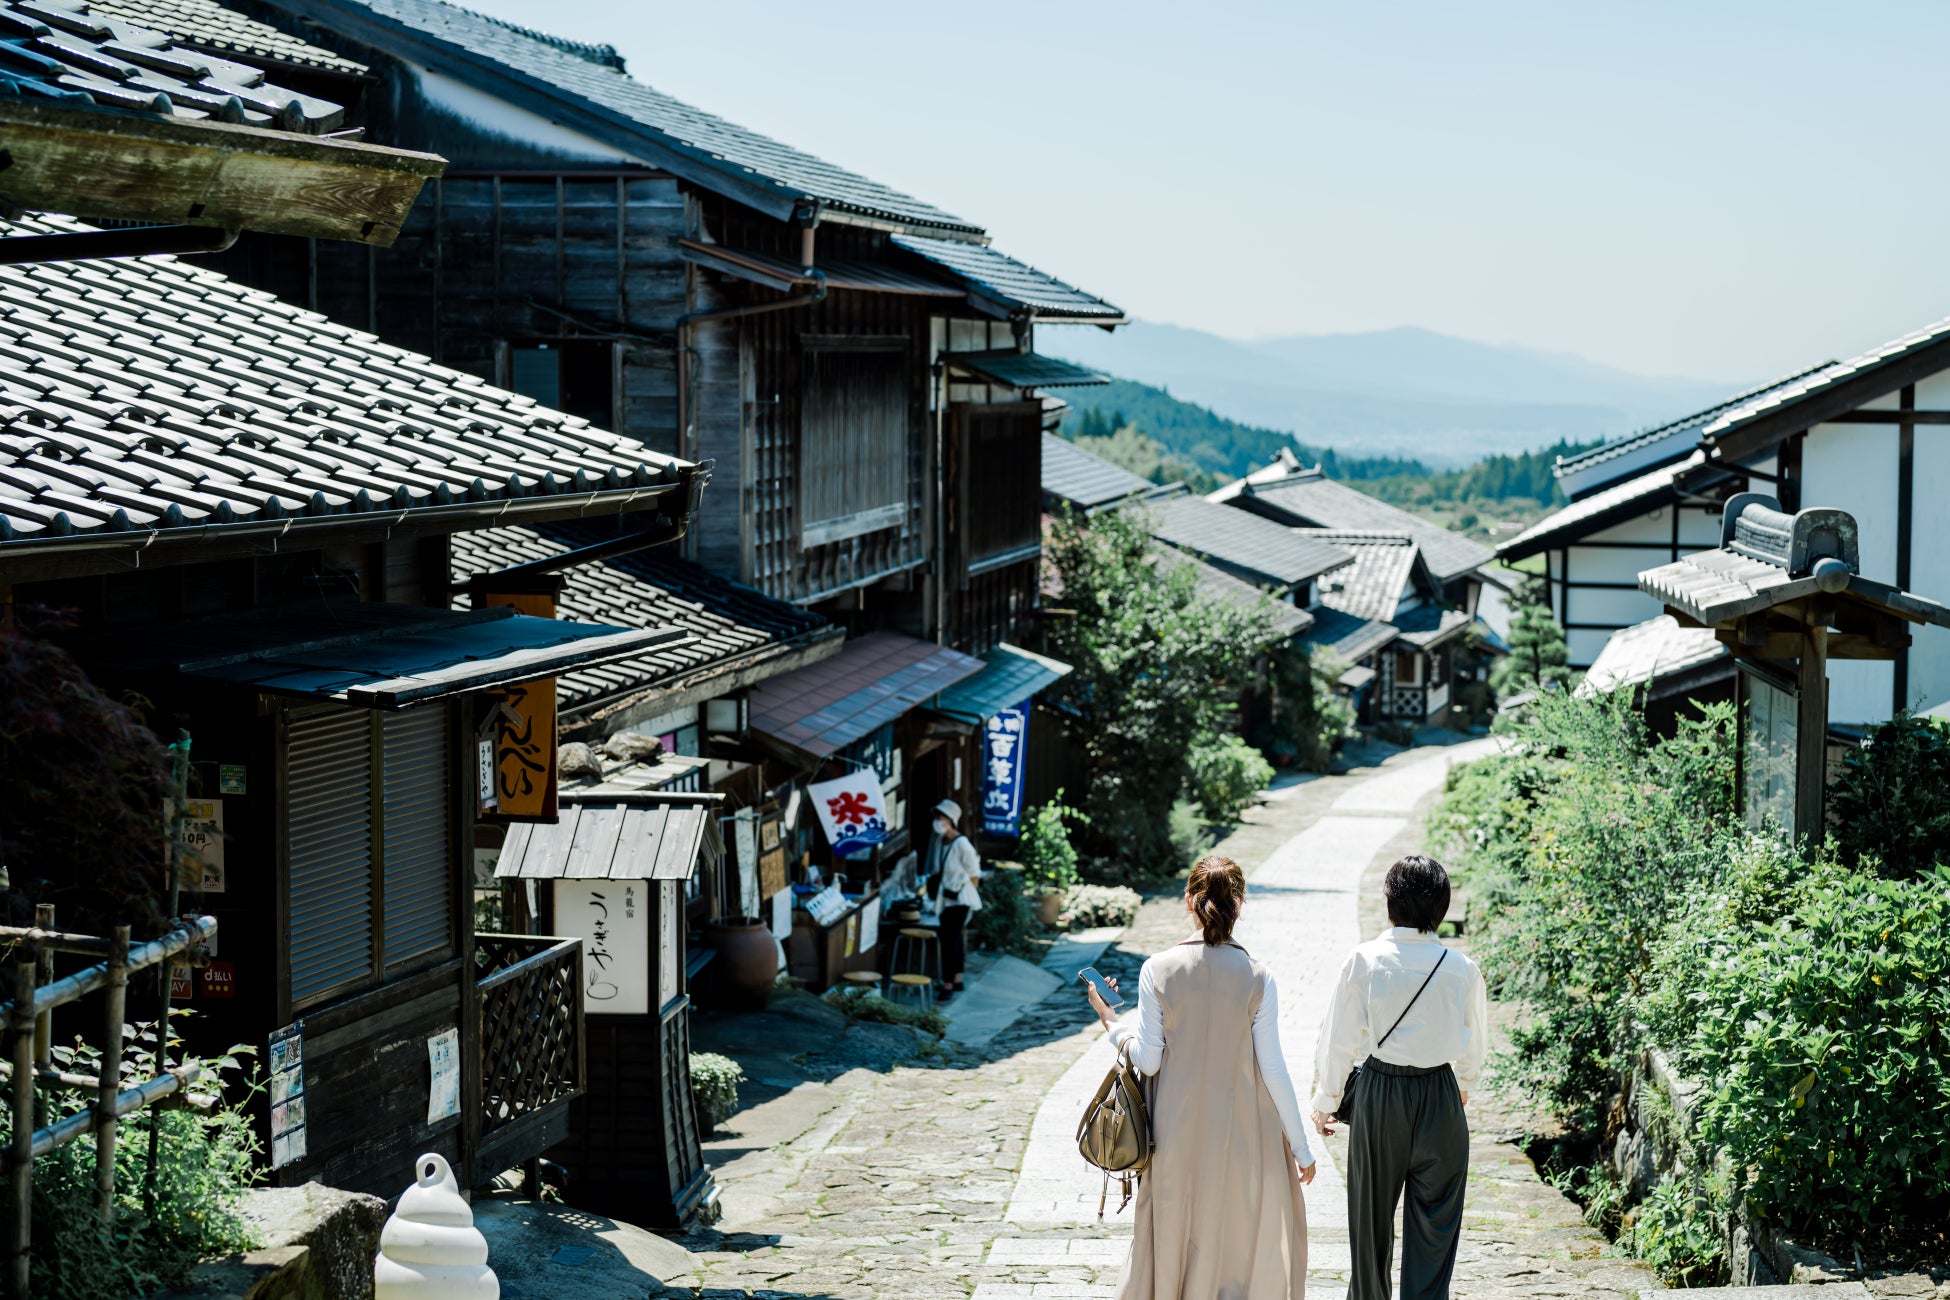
[{"x1": 1078, "y1": 966, "x2": 1123, "y2": 1010}]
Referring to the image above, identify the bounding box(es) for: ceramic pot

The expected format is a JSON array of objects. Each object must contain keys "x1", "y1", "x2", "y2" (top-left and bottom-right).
[
  {"x1": 1035, "y1": 891, "x2": 1065, "y2": 927},
  {"x1": 705, "y1": 917, "x2": 777, "y2": 1010}
]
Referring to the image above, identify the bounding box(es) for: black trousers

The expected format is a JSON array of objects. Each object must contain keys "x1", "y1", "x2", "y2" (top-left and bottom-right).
[
  {"x1": 1347, "y1": 1058, "x2": 1469, "y2": 1300},
  {"x1": 938, "y1": 905, "x2": 971, "y2": 985}
]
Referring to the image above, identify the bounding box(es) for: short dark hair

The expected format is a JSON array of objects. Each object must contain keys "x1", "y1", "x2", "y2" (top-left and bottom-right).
[{"x1": 1385, "y1": 854, "x2": 1450, "y2": 933}]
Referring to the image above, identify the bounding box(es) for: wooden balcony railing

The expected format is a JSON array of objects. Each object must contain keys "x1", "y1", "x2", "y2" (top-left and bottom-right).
[{"x1": 474, "y1": 933, "x2": 584, "y2": 1179}]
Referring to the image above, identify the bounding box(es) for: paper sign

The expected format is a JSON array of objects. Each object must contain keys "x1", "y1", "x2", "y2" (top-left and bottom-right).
[
  {"x1": 170, "y1": 966, "x2": 193, "y2": 1001},
  {"x1": 427, "y1": 1028, "x2": 460, "y2": 1124},
  {"x1": 734, "y1": 811, "x2": 760, "y2": 917},
  {"x1": 770, "y1": 887, "x2": 792, "y2": 940},
  {"x1": 218, "y1": 764, "x2": 246, "y2": 795},
  {"x1": 554, "y1": 879, "x2": 650, "y2": 1015},
  {"x1": 180, "y1": 798, "x2": 225, "y2": 893},
  {"x1": 807, "y1": 770, "x2": 889, "y2": 856},
  {"x1": 858, "y1": 899, "x2": 879, "y2": 954},
  {"x1": 981, "y1": 703, "x2": 1031, "y2": 837},
  {"x1": 268, "y1": 1022, "x2": 306, "y2": 1169}
]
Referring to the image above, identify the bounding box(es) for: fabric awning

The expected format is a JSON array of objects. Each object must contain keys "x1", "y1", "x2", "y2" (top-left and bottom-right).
[
  {"x1": 929, "y1": 644, "x2": 1073, "y2": 724},
  {"x1": 748, "y1": 630, "x2": 983, "y2": 757},
  {"x1": 495, "y1": 791, "x2": 726, "y2": 881},
  {"x1": 69, "y1": 601, "x2": 687, "y2": 708},
  {"x1": 944, "y1": 351, "x2": 1107, "y2": 389},
  {"x1": 677, "y1": 239, "x2": 962, "y2": 298}
]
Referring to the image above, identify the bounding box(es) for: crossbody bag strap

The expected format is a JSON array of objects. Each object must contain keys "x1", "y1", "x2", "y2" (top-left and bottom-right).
[{"x1": 1376, "y1": 947, "x2": 1447, "y2": 1051}]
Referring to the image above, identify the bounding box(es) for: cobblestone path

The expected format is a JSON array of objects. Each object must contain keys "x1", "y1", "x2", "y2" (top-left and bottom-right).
[{"x1": 657, "y1": 738, "x2": 1662, "y2": 1299}]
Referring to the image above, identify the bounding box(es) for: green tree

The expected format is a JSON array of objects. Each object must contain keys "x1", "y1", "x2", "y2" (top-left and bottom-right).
[
  {"x1": 1490, "y1": 574, "x2": 1573, "y2": 696},
  {"x1": 1040, "y1": 506, "x2": 1280, "y2": 878},
  {"x1": 1254, "y1": 642, "x2": 1353, "y2": 772}
]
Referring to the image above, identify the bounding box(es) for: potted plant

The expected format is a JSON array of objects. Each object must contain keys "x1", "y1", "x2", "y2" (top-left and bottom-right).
[{"x1": 1019, "y1": 790, "x2": 1088, "y2": 928}]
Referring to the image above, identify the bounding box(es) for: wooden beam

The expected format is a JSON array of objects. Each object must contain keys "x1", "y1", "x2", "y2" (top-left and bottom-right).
[
  {"x1": 1824, "y1": 409, "x2": 1950, "y2": 424},
  {"x1": 0, "y1": 99, "x2": 443, "y2": 247},
  {"x1": 1897, "y1": 385, "x2": 1915, "y2": 713},
  {"x1": 1711, "y1": 337, "x2": 1950, "y2": 463},
  {"x1": 1795, "y1": 625, "x2": 1828, "y2": 843}
]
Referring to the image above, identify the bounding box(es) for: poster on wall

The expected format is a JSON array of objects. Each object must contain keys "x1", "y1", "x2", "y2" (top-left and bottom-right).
[
  {"x1": 426, "y1": 1028, "x2": 460, "y2": 1125},
  {"x1": 180, "y1": 798, "x2": 225, "y2": 893},
  {"x1": 267, "y1": 1021, "x2": 307, "y2": 1169},
  {"x1": 981, "y1": 702, "x2": 1031, "y2": 837},
  {"x1": 553, "y1": 879, "x2": 651, "y2": 1015},
  {"x1": 807, "y1": 770, "x2": 889, "y2": 855}
]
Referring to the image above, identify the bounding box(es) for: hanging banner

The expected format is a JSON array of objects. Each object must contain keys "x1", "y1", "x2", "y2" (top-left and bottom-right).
[
  {"x1": 807, "y1": 770, "x2": 889, "y2": 856},
  {"x1": 553, "y1": 879, "x2": 650, "y2": 1016},
  {"x1": 981, "y1": 702, "x2": 1031, "y2": 837}
]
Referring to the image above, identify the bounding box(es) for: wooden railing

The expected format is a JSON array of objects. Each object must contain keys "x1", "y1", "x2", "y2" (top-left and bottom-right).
[
  {"x1": 474, "y1": 934, "x2": 584, "y2": 1179},
  {"x1": 1387, "y1": 684, "x2": 1428, "y2": 720}
]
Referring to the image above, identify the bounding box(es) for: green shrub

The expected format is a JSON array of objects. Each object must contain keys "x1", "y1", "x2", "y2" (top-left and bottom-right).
[
  {"x1": 821, "y1": 988, "x2": 949, "y2": 1038},
  {"x1": 689, "y1": 1052, "x2": 745, "y2": 1135},
  {"x1": 1166, "y1": 798, "x2": 1210, "y2": 872},
  {"x1": 1020, "y1": 790, "x2": 1087, "y2": 895},
  {"x1": 1060, "y1": 884, "x2": 1141, "y2": 929},
  {"x1": 2, "y1": 1022, "x2": 261, "y2": 1296},
  {"x1": 1641, "y1": 857, "x2": 1950, "y2": 1250},
  {"x1": 1626, "y1": 1172, "x2": 1728, "y2": 1286},
  {"x1": 1186, "y1": 733, "x2": 1274, "y2": 823},
  {"x1": 971, "y1": 865, "x2": 1039, "y2": 955},
  {"x1": 1825, "y1": 712, "x2": 1950, "y2": 879},
  {"x1": 1254, "y1": 643, "x2": 1353, "y2": 772}
]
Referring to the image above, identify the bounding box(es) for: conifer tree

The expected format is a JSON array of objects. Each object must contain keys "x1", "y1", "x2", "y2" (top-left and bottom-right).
[{"x1": 1491, "y1": 574, "x2": 1574, "y2": 695}]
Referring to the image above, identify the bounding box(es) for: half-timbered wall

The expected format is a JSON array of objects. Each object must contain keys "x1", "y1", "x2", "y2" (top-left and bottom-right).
[{"x1": 1555, "y1": 504, "x2": 1725, "y2": 667}]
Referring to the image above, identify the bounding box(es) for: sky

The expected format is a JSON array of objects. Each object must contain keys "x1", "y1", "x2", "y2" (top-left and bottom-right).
[{"x1": 460, "y1": 0, "x2": 1950, "y2": 385}]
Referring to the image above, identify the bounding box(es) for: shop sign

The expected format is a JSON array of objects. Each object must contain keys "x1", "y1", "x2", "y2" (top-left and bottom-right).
[
  {"x1": 807, "y1": 770, "x2": 889, "y2": 856},
  {"x1": 179, "y1": 798, "x2": 225, "y2": 893},
  {"x1": 170, "y1": 965, "x2": 193, "y2": 1001},
  {"x1": 484, "y1": 680, "x2": 557, "y2": 821},
  {"x1": 199, "y1": 960, "x2": 235, "y2": 1000},
  {"x1": 553, "y1": 879, "x2": 650, "y2": 1016},
  {"x1": 981, "y1": 702, "x2": 1031, "y2": 837}
]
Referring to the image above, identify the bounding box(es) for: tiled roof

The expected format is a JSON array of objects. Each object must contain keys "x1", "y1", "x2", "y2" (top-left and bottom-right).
[
  {"x1": 1214, "y1": 463, "x2": 1494, "y2": 582},
  {"x1": 931, "y1": 643, "x2": 1072, "y2": 725},
  {"x1": 1299, "y1": 605, "x2": 1397, "y2": 663},
  {"x1": 1293, "y1": 530, "x2": 1420, "y2": 623},
  {"x1": 0, "y1": 213, "x2": 688, "y2": 550},
  {"x1": 1576, "y1": 614, "x2": 1727, "y2": 698},
  {"x1": 1699, "y1": 316, "x2": 1950, "y2": 451},
  {"x1": 1393, "y1": 603, "x2": 1473, "y2": 650},
  {"x1": 1147, "y1": 493, "x2": 1353, "y2": 590},
  {"x1": 449, "y1": 521, "x2": 842, "y2": 716},
  {"x1": 1160, "y1": 551, "x2": 1313, "y2": 642},
  {"x1": 0, "y1": 0, "x2": 347, "y2": 131},
  {"x1": 1497, "y1": 451, "x2": 1705, "y2": 561},
  {"x1": 496, "y1": 793, "x2": 720, "y2": 882},
  {"x1": 296, "y1": 0, "x2": 983, "y2": 236},
  {"x1": 88, "y1": 0, "x2": 367, "y2": 74},
  {"x1": 892, "y1": 235, "x2": 1125, "y2": 322},
  {"x1": 1041, "y1": 432, "x2": 1163, "y2": 513},
  {"x1": 749, "y1": 630, "x2": 983, "y2": 758},
  {"x1": 1639, "y1": 542, "x2": 1950, "y2": 631},
  {"x1": 1553, "y1": 363, "x2": 1834, "y2": 501}
]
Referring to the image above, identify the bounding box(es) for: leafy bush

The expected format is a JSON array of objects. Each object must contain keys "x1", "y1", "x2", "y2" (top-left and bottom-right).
[
  {"x1": 1641, "y1": 856, "x2": 1950, "y2": 1250},
  {"x1": 1186, "y1": 733, "x2": 1274, "y2": 822},
  {"x1": 1060, "y1": 884, "x2": 1141, "y2": 929},
  {"x1": 1020, "y1": 790, "x2": 1087, "y2": 895},
  {"x1": 1626, "y1": 1172, "x2": 1728, "y2": 1286},
  {"x1": 971, "y1": 865, "x2": 1039, "y2": 956},
  {"x1": 1254, "y1": 644, "x2": 1352, "y2": 772},
  {"x1": 2, "y1": 1022, "x2": 261, "y2": 1296},
  {"x1": 1825, "y1": 712, "x2": 1950, "y2": 879},
  {"x1": 689, "y1": 1052, "x2": 745, "y2": 1135},
  {"x1": 1166, "y1": 799, "x2": 1210, "y2": 872},
  {"x1": 821, "y1": 987, "x2": 949, "y2": 1038}
]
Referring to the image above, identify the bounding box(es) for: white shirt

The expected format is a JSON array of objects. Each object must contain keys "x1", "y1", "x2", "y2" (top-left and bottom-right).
[
  {"x1": 1108, "y1": 958, "x2": 1317, "y2": 1169},
  {"x1": 1310, "y1": 927, "x2": 1488, "y2": 1114},
  {"x1": 935, "y1": 835, "x2": 982, "y2": 912}
]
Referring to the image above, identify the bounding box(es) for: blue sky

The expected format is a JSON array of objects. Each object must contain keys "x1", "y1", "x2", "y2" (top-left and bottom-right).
[{"x1": 463, "y1": 0, "x2": 1950, "y2": 384}]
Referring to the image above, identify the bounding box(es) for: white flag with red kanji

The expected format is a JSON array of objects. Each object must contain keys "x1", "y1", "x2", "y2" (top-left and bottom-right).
[{"x1": 808, "y1": 770, "x2": 890, "y2": 855}]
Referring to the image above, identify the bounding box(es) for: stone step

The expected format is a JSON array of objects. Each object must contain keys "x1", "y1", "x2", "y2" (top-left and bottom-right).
[{"x1": 1641, "y1": 1288, "x2": 1872, "y2": 1299}]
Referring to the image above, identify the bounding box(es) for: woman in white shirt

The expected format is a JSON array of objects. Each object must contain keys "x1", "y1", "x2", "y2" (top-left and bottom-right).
[
  {"x1": 1086, "y1": 855, "x2": 1316, "y2": 1299},
  {"x1": 929, "y1": 799, "x2": 982, "y2": 1000},
  {"x1": 1309, "y1": 853, "x2": 1488, "y2": 1300}
]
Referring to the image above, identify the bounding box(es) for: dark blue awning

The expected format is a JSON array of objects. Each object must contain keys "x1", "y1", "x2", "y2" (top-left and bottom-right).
[{"x1": 930, "y1": 643, "x2": 1073, "y2": 724}]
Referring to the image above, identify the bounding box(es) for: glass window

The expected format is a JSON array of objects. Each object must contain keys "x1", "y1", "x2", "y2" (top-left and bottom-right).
[{"x1": 1743, "y1": 670, "x2": 1797, "y2": 831}]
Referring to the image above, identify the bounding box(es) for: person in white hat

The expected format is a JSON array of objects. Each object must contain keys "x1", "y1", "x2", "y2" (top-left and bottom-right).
[{"x1": 928, "y1": 798, "x2": 983, "y2": 1000}]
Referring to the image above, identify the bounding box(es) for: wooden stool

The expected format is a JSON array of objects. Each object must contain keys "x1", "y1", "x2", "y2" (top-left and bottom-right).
[
  {"x1": 890, "y1": 927, "x2": 940, "y2": 983},
  {"x1": 888, "y1": 973, "x2": 934, "y2": 1012},
  {"x1": 841, "y1": 970, "x2": 883, "y2": 996}
]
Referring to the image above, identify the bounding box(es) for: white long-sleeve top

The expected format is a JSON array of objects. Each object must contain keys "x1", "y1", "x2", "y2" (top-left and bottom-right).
[
  {"x1": 1108, "y1": 959, "x2": 1317, "y2": 1169},
  {"x1": 1309, "y1": 927, "x2": 1489, "y2": 1114}
]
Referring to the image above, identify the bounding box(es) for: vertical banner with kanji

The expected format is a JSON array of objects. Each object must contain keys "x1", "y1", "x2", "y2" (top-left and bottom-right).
[
  {"x1": 981, "y1": 702, "x2": 1030, "y2": 837},
  {"x1": 479, "y1": 586, "x2": 559, "y2": 822}
]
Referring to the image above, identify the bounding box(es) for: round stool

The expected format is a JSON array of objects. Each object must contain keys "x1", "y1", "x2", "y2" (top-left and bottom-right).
[
  {"x1": 890, "y1": 927, "x2": 941, "y2": 983},
  {"x1": 841, "y1": 970, "x2": 883, "y2": 996},
  {"x1": 888, "y1": 972, "x2": 934, "y2": 1012}
]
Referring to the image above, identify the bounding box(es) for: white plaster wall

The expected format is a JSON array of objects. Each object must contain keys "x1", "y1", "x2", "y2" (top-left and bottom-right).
[
  {"x1": 1906, "y1": 432, "x2": 1950, "y2": 711},
  {"x1": 1568, "y1": 627, "x2": 1613, "y2": 668},
  {"x1": 1802, "y1": 423, "x2": 1898, "y2": 724},
  {"x1": 1569, "y1": 543, "x2": 1674, "y2": 584},
  {"x1": 1567, "y1": 586, "x2": 1663, "y2": 629}
]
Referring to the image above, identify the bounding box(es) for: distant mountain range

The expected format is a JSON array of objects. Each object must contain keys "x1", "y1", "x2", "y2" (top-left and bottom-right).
[{"x1": 1040, "y1": 321, "x2": 1736, "y2": 467}]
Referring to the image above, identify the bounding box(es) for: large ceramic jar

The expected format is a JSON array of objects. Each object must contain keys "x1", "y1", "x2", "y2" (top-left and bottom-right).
[{"x1": 705, "y1": 917, "x2": 776, "y2": 1010}]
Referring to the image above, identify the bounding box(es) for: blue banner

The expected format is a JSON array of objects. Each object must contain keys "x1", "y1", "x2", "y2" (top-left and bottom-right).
[{"x1": 981, "y1": 701, "x2": 1030, "y2": 837}]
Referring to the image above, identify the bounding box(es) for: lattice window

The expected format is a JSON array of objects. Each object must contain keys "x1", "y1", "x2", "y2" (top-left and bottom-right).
[{"x1": 798, "y1": 348, "x2": 908, "y2": 546}]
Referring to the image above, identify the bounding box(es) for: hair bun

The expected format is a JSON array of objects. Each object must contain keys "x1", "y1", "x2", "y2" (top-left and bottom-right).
[{"x1": 1187, "y1": 854, "x2": 1245, "y2": 945}]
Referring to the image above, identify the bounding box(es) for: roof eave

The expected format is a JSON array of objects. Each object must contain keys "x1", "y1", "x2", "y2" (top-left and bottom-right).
[
  {"x1": 1706, "y1": 332, "x2": 1950, "y2": 462},
  {"x1": 1496, "y1": 484, "x2": 1683, "y2": 562}
]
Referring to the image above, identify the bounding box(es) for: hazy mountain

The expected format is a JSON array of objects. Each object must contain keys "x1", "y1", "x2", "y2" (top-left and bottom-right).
[{"x1": 1040, "y1": 321, "x2": 1735, "y2": 466}]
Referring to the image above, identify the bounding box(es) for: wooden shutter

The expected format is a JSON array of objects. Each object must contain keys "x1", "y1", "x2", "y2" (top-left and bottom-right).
[
  {"x1": 382, "y1": 707, "x2": 453, "y2": 968},
  {"x1": 288, "y1": 709, "x2": 374, "y2": 1004},
  {"x1": 799, "y1": 349, "x2": 908, "y2": 546}
]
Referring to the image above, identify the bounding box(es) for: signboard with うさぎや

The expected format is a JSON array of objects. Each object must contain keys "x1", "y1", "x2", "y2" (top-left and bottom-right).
[
  {"x1": 553, "y1": 879, "x2": 651, "y2": 1016},
  {"x1": 807, "y1": 770, "x2": 889, "y2": 856},
  {"x1": 981, "y1": 703, "x2": 1030, "y2": 837}
]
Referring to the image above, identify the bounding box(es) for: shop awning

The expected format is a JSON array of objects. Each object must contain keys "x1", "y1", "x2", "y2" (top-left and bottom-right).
[
  {"x1": 1337, "y1": 664, "x2": 1377, "y2": 692},
  {"x1": 496, "y1": 791, "x2": 725, "y2": 881},
  {"x1": 929, "y1": 643, "x2": 1073, "y2": 724},
  {"x1": 677, "y1": 239, "x2": 962, "y2": 297},
  {"x1": 69, "y1": 601, "x2": 687, "y2": 708},
  {"x1": 748, "y1": 630, "x2": 983, "y2": 757},
  {"x1": 944, "y1": 351, "x2": 1107, "y2": 389}
]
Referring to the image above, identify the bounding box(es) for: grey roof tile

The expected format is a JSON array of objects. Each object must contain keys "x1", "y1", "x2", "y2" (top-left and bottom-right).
[
  {"x1": 1497, "y1": 451, "x2": 1705, "y2": 561},
  {"x1": 1299, "y1": 605, "x2": 1397, "y2": 662},
  {"x1": 1576, "y1": 614, "x2": 1727, "y2": 697},
  {"x1": 0, "y1": 212, "x2": 688, "y2": 548},
  {"x1": 1154, "y1": 548, "x2": 1313, "y2": 642},
  {"x1": 1699, "y1": 316, "x2": 1950, "y2": 447},
  {"x1": 1291, "y1": 530, "x2": 1422, "y2": 623},
  {"x1": 1040, "y1": 432, "x2": 1160, "y2": 512},
  {"x1": 893, "y1": 235, "x2": 1124, "y2": 321},
  {"x1": 1147, "y1": 493, "x2": 1354, "y2": 590}
]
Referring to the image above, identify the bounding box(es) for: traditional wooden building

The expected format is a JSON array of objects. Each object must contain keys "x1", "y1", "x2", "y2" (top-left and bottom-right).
[{"x1": 1293, "y1": 531, "x2": 1472, "y2": 726}]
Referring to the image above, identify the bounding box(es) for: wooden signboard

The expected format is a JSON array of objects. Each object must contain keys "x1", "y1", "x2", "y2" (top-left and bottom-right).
[
  {"x1": 479, "y1": 586, "x2": 559, "y2": 822},
  {"x1": 758, "y1": 805, "x2": 787, "y2": 898}
]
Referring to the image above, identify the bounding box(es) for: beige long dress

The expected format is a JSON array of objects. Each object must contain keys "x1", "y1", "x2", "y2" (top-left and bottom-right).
[{"x1": 1118, "y1": 940, "x2": 1308, "y2": 1300}]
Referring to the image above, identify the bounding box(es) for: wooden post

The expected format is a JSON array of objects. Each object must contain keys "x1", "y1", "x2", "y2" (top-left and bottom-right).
[
  {"x1": 30, "y1": 908, "x2": 50, "y2": 1133},
  {"x1": 8, "y1": 957, "x2": 37, "y2": 1298},
  {"x1": 1795, "y1": 624, "x2": 1830, "y2": 843},
  {"x1": 96, "y1": 927, "x2": 129, "y2": 1231}
]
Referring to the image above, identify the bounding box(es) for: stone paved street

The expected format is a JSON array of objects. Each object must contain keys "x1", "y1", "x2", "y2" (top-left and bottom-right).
[{"x1": 655, "y1": 737, "x2": 1663, "y2": 1299}]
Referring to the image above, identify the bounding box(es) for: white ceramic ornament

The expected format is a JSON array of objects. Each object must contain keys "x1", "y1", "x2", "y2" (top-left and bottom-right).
[{"x1": 373, "y1": 1152, "x2": 499, "y2": 1299}]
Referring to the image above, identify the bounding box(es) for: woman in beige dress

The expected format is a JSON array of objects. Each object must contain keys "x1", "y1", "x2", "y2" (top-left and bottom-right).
[{"x1": 1087, "y1": 854, "x2": 1317, "y2": 1299}]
